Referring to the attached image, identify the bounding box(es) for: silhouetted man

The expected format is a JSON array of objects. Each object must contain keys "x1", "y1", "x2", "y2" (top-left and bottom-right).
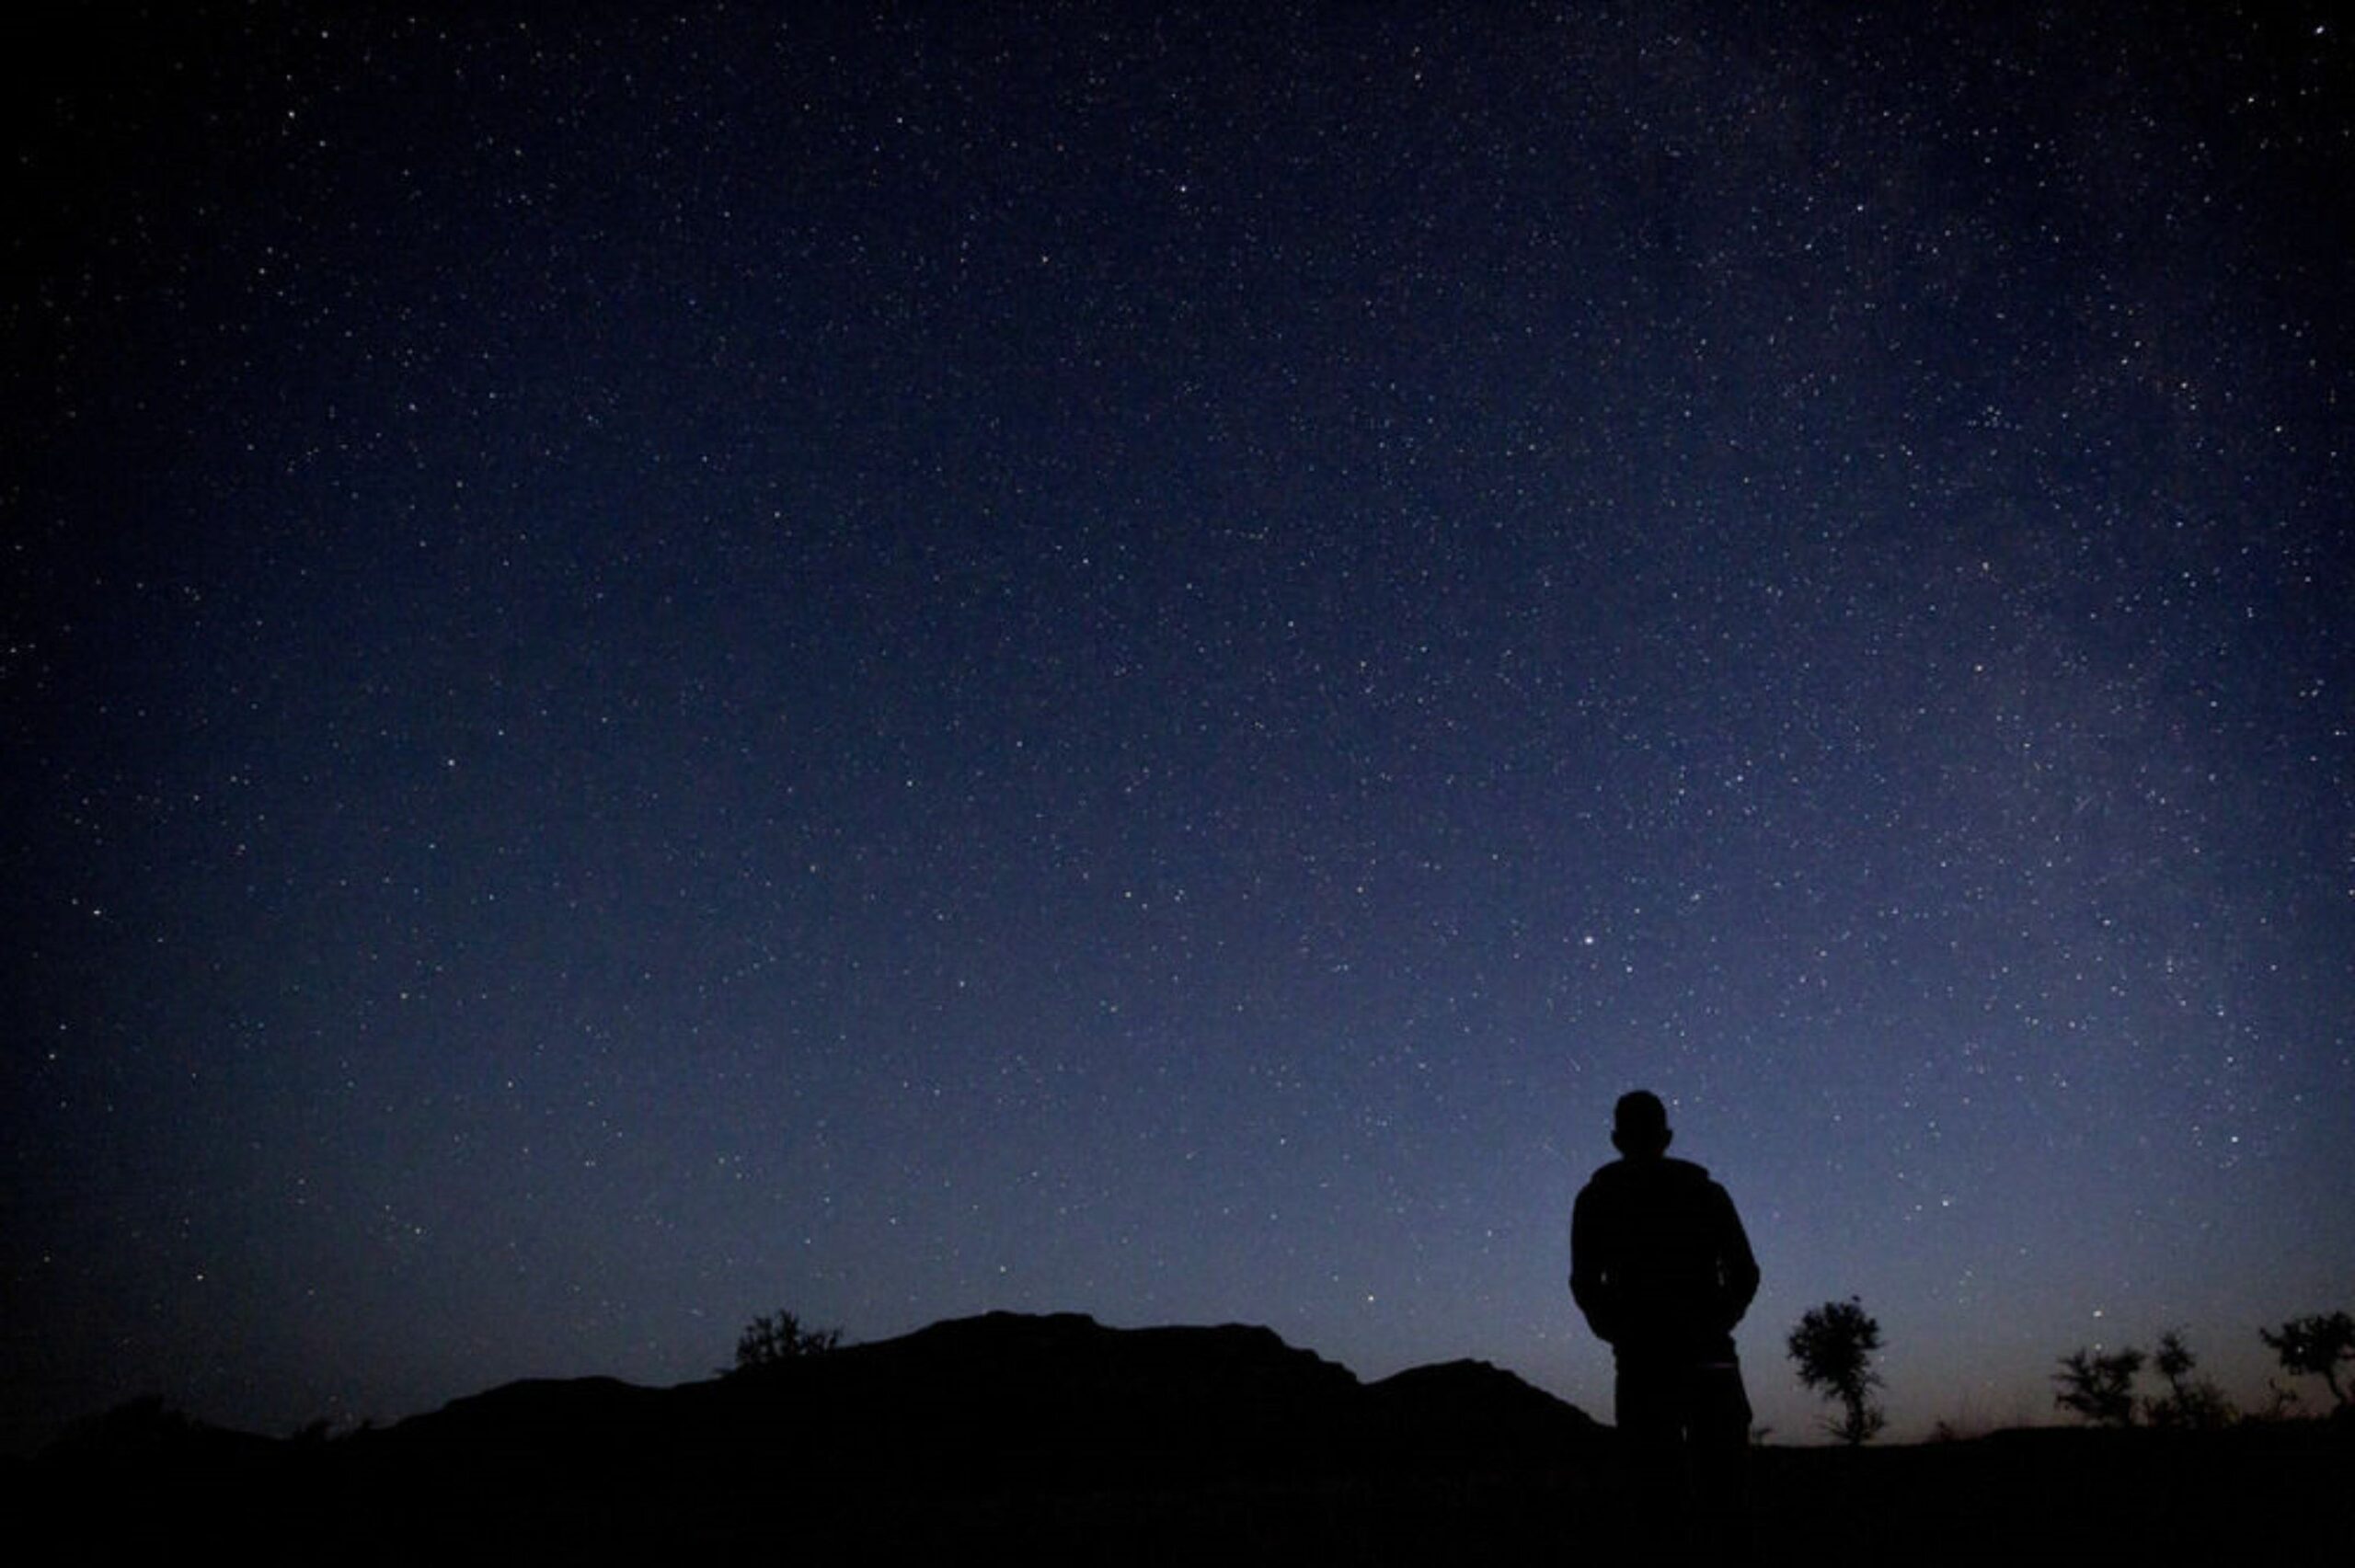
[{"x1": 1571, "y1": 1090, "x2": 1758, "y2": 1554}]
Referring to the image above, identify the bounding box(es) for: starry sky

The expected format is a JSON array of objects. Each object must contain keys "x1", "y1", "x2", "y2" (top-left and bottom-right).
[{"x1": 6, "y1": 2, "x2": 2351, "y2": 1451}]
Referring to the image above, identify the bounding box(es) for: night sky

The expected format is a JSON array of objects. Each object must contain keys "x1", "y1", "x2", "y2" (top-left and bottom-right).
[{"x1": 7, "y1": 3, "x2": 2351, "y2": 1451}]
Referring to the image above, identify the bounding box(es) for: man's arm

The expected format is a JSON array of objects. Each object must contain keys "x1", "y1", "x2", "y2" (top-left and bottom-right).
[
  {"x1": 1714, "y1": 1185, "x2": 1761, "y2": 1327},
  {"x1": 1569, "y1": 1186, "x2": 1619, "y2": 1344}
]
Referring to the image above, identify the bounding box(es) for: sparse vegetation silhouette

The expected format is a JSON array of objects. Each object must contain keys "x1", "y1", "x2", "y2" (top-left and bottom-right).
[
  {"x1": 1786, "y1": 1297, "x2": 1885, "y2": 1445},
  {"x1": 729, "y1": 1308, "x2": 843, "y2": 1374},
  {"x1": 2258, "y1": 1310, "x2": 2353, "y2": 1413},
  {"x1": 2053, "y1": 1346, "x2": 2145, "y2": 1426},
  {"x1": 2143, "y1": 1329, "x2": 2234, "y2": 1429}
]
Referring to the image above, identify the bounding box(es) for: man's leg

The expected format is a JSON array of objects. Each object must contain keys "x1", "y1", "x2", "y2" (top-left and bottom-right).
[
  {"x1": 1686, "y1": 1360, "x2": 1753, "y2": 1559},
  {"x1": 1614, "y1": 1359, "x2": 1687, "y2": 1535}
]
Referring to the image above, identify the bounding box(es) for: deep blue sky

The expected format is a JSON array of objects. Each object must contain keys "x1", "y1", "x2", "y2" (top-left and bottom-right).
[{"x1": 6, "y1": 2, "x2": 2350, "y2": 1450}]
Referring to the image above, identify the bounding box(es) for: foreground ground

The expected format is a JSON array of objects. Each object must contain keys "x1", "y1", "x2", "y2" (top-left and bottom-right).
[{"x1": 9, "y1": 1313, "x2": 2344, "y2": 1563}]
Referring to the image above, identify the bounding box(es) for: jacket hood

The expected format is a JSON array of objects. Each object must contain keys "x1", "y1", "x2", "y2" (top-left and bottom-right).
[{"x1": 1589, "y1": 1153, "x2": 1712, "y2": 1185}]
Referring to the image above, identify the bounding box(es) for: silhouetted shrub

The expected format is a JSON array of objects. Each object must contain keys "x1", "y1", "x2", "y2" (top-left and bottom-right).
[
  {"x1": 729, "y1": 1309, "x2": 842, "y2": 1374},
  {"x1": 2142, "y1": 1329, "x2": 2234, "y2": 1429},
  {"x1": 2257, "y1": 1311, "x2": 2353, "y2": 1413},
  {"x1": 2053, "y1": 1346, "x2": 2144, "y2": 1426},
  {"x1": 1787, "y1": 1298, "x2": 1885, "y2": 1445}
]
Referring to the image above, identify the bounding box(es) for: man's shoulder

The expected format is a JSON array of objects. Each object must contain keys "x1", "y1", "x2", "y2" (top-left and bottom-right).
[
  {"x1": 1577, "y1": 1158, "x2": 1641, "y2": 1195},
  {"x1": 1589, "y1": 1157, "x2": 1740, "y2": 1219},
  {"x1": 1578, "y1": 1155, "x2": 1715, "y2": 1205},
  {"x1": 1588, "y1": 1154, "x2": 1714, "y2": 1184}
]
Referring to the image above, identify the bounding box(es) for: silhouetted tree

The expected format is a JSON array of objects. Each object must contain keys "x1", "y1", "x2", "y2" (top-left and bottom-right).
[
  {"x1": 2258, "y1": 1311, "x2": 2354, "y2": 1412},
  {"x1": 2053, "y1": 1346, "x2": 2144, "y2": 1426},
  {"x1": 729, "y1": 1309, "x2": 842, "y2": 1374},
  {"x1": 1787, "y1": 1298, "x2": 1885, "y2": 1445},
  {"x1": 2143, "y1": 1329, "x2": 2234, "y2": 1429}
]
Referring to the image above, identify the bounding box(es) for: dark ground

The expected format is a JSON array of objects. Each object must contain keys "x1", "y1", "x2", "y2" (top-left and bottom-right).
[{"x1": 9, "y1": 1314, "x2": 2345, "y2": 1563}]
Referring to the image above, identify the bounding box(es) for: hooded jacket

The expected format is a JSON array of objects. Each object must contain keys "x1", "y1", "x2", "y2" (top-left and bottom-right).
[{"x1": 1570, "y1": 1154, "x2": 1759, "y2": 1363}]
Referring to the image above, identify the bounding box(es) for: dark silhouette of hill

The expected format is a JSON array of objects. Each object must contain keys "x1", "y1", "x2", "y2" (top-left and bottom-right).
[
  {"x1": 1365, "y1": 1355, "x2": 1604, "y2": 1458},
  {"x1": 5, "y1": 1312, "x2": 1605, "y2": 1562},
  {"x1": 374, "y1": 1310, "x2": 1597, "y2": 1484},
  {"x1": 6, "y1": 1312, "x2": 2347, "y2": 1564}
]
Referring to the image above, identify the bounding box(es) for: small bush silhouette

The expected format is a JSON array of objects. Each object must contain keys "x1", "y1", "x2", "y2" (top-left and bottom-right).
[
  {"x1": 2258, "y1": 1311, "x2": 2353, "y2": 1413},
  {"x1": 2143, "y1": 1329, "x2": 2234, "y2": 1429},
  {"x1": 1787, "y1": 1297, "x2": 1886, "y2": 1445},
  {"x1": 2054, "y1": 1346, "x2": 2144, "y2": 1426},
  {"x1": 729, "y1": 1309, "x2": 842, "y2": 1374}
]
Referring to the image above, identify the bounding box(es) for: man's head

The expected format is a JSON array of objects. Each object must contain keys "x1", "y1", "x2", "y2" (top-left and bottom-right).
[{"x1": 1611, "y1": 1090, "x2": 1672, "y2": 1158}]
